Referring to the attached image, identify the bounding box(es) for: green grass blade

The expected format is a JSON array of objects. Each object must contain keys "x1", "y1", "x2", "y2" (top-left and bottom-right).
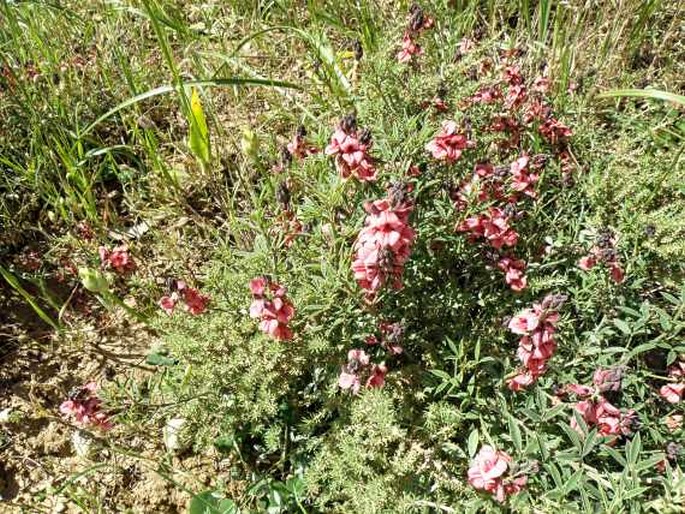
[
  {"x1": 597, "y1": 89, "x2": 685, "y2": 106},
  {"x1": 0, "y1": 266, "x2": 60, "y2": 331},
  {"x1": 80, "y1": 77, "x2": 301, "y2": 137}
]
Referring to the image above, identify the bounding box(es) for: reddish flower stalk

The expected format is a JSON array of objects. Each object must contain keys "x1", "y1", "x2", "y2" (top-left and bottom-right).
[
  {"x1": 506, "y1": 295, "x2": 564, "y2": 391},
  {"x1": 325, "y1": 114, "x2": 377, "y2": 181},
  {"x1": 60, "y1": 382, "x2": 112, "y2": 431},
  {"x1": 159, "y1": 280, "x2": 210, "y2": 316},
  {"x1": 352, "y1": 184, "x2": 415, "y2": 298},
  {"x1": 249, "y1": 276, "x2": 295, "y2": 341},
  {"x1": 566, "y1": 371, "x2": 637, "y2": 441}
]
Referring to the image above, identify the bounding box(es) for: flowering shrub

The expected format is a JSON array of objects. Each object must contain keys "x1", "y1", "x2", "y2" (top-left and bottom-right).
[{"x1": 50, "y1": 2, "x2": 684, "y2": 513}]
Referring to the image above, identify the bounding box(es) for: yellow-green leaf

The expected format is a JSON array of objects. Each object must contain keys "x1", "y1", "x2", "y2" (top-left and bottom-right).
[{"x1": 188, "y1": 87, "x2": 210, "y2": 164}]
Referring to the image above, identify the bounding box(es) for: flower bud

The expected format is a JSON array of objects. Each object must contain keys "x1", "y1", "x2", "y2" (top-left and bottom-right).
[
  {"x1": 79, "y1": 267, "x2": 109, "y2": 293},
  {"x1": 240, "y1": 128, "x2": 259, "y2": 160}
]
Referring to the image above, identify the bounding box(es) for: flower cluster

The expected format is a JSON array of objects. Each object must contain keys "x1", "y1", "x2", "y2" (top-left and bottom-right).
[
  {"x1": 566, "y1": 369, "x2": 637, "y2": 440},
  {"x1": 159, "y1": 280, "x2": 210, "y2": 316},
  {"x1": 352, "y1": 183, "x2": 415, "y2": 298},
  {"x1": 425, "y1": 120, "x2": 474, "y2": 163},
  {"x1": 457, "y1": 207, "x2": 518, "y2": 249},
  {"x1": 60, "y1": 382, "x2": 112, "y2": 431},
  {"x1": 325, "y1": 113, "x2": 376, "y2": 181},
  {"x1": 497, "y1": 256, "x2": 527, "y2": 292},
  {"x1": 338, "y1": 349, "x2": 387, "y2": 394},
  {"x1": 468, "y1": 445, "x2": 528, "y2": 503},
  {"x1": 396, "y1": 3, "x2": 433, "y2": 64},
  {"x1": 366, "y1": 320, "x2": 405, "y2": 355},
  {"x1": 99, "y1": 245, "x2": 135, "y2": 274},
  {"x1": 506, "y1": 294, "x2": 565, "y2": 391},
  {"x1": 249, "y1": 276, "x2": 295, "y2": 341},
  {"x1": 577, "y1": 229, "x2": 625, "y2": 284},
  {"x1": 286, "y1": 125, "x2": 318, "y2": 160},
  {"x1": 659, "y1": 361, "x2": 685, "y2": 404}
]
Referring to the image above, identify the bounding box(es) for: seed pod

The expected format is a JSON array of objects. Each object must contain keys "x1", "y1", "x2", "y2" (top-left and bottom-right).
[{"x1": 340, "y1": 112, "x2": 357, "y2": 134}]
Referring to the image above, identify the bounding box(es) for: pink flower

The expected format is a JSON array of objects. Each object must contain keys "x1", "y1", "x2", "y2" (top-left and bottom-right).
[
  {"x1": 468, "y1": 446, "x2": 524, "y2": 503},
  {"x1": 508, "y1": 309, "x2": 540, "y2": 335},
  {"x1": 352, "y1": 187, "x2": 415, "y2": 297},
  {"x1": 99, "y1": 245, "x2": 136, "y2": 273},
  {"x1": 59, "y1": 382, "x2": 112, "y2": 431},
  {"x1": 339, "y1": 349, "x2": 375, "y2": 394},
  {"x1": 568, "y1": 380, "x2": 637, "y2": 440},
  {"x1": 539, "y1": 117, "x2": 572, "y2": 144},
  {"x1": 457, "y1": 208, "x2": 519, "y2": 249},
  {"x1": 286, "y1": 127, "x2": 318, "y2": 160},
  {"x1": 532, "y1": 75, "x2": 550, "y2": 93},
  {"x1": 608, "y1": 263, "x2": 625, "y2": 284},
  {"x1": 497, "y1": 257, "x2": 527, "y2": 291},
  {"x1": 183, "y1": 287, "x2": 210, "y2": 315},
  {"x1": 509, "y1": 155, "x2": 538, "y2": 198},
  {"x1": 325, "y1": 120, "x2": 376, "y2": 182},
  {"x1": 660, "y1": 383, "x2": 684, "y2": 404},
  {"x1": 366, "y1": 363, "x2": 388, "y2": 388},
  {"x1": 504, "y1": 84, "x2": 527, "y2": 111},
  {"x1": 397, "y1": 32, "x2": 423, "y2": 64},
  {"x1": 248, "y1": 277, "x2": 295, "y2": 341},
  {"x1": 425, "y1": 121, "x2": 474, "y2": 163},
  {"x1": 506, "y1": 371, "x2": 535, "y2": 391},
  {"x1": 577, "y1": 255, "x2": 597, "y2": 270},
  {"x1": 159, "y1": 293, "x2": 179, "y2": 316}
]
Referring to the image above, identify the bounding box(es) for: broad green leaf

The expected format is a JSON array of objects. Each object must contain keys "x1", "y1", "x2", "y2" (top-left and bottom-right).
[{"x1": 467, "y1": 428, "x2": 479, "y2": 458}]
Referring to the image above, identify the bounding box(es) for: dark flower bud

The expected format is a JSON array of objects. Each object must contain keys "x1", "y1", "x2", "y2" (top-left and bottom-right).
[
  {"x1": 276, "y1": 182, "x2": 291, "y2": 209},
  {"x1": 340, "y1": 112, "x2": 357, "y2": 134},
  {"x1": 666, "y1": 442, "x2": 682, "y2": 461},
  {"x1": 409, "y1": 5, "x2": 425, "y2": 32},
  {"x1": 280, "y1": 145, "x2": 292, "y2": 166},
  {"x1": 644, "y1": 224, "x2": 656, "y2": 238},
  {"x1": 353, "y1": 39, "x2": 363, "y2": 61},
  {"x1": 296, "y1": 125, "x2": 307, "y2": 138},
  {"x1": 358, "y1": 127, "x2": 373, "y2": 146}
]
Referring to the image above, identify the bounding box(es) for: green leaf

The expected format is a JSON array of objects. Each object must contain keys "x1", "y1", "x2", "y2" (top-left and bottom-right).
[
  {"x1": 613, "y1": 319, "x2": 631, "y2": 335},
  {"x1": 146, "y1": 351, "x2": 177, "y2": 366},
  {"x1": 508, "y1": 414, "x2": 523, "y2": 452},
  {"x1": 188, "y1": 87, "x2": 210, "y2": 164},
  {"x1": 467, "y1": 428, "x2": 479, "y2": 458},
  {"x1": 188, "y1": 491, "x2": 237, "y2": 514}
]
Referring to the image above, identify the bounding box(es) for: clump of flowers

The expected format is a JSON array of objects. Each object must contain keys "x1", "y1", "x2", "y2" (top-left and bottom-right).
[
  {"x1": 659, "y1": 360, "x2": 684, "y2": 404},
  {"x1": 60, "y1": 382, "x2": 112, "y2": 431},
  {"x1": 286, "y1": 125, "x2": 318, "y2": 160},
  {"x1": 509, "y1": 155, "x2": 539, "y2": 199},
  {"x1": 352, "y1": 183, "x2": 415, "y2": 298},
  {"x1": 468, "y1": 445, "x2": 528, "y2": 503},
  {"x1": 338, "y1": 349, "x2": 387, "y2": 394},
  {"x1": 497, "y1": 256, "x2": 527, "y2": 292},
  {"x1": 565, "y1": 368, "x2": 637, "y2": 440},
  {"x1": 577, "y1": 228, "x2": 625, "y2": 284},
  {"x1": 366, "y1": 320, "x2": 405, "y2": 355},
  {"x1": 159, "y1": 280, "x2": 210, "y2": 316},
  {"x1": 425, "y1": 120, "x2": 475, "y2": 163},
  {"x1": 99, "y1": 245, "x2": 136, "y2": 274},
  {"x1": 249, "y1": 276, "x2": 295, "y2": 341},
  {"x1": 396, "y1": 3, "x2": 433, "y2": 64},
  {"x1": 506, "y1": 294, "x2": 566, "y2": 391},
  {"x1": 457, "y1": 207, "x2": 518, "y2": 249},
  {"x1": 325, "y1": 113, "x2": 377, "y2": 181}
]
